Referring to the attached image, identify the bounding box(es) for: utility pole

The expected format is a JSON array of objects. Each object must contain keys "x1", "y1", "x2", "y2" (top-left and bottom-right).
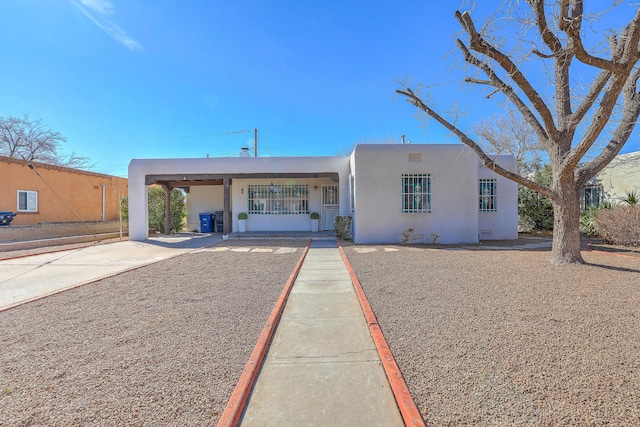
[{"x1": 254, "y1": 128, "x2": 258, "y2": 157}]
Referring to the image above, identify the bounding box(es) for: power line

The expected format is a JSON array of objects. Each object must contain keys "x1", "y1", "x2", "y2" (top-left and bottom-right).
[{"x1": 142, "y1": 129, "x2": 253, "y2": 142}]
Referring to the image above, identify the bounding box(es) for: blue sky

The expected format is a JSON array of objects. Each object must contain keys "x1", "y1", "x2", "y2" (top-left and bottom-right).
[{"x1": 1, "y1": 1, "x2": 638, "y2": 177}]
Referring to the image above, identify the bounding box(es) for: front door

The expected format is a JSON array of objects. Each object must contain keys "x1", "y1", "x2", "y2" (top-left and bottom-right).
[{"x1": 321, "y1": 185, "x2": 339, "y2": 231}]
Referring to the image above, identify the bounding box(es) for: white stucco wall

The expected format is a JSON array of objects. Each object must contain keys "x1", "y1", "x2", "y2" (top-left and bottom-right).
[
  {"x1": 128, "y1": 156, "x2": 350, "y2": 240},
  {"x1": 351, "y1": 144, "x2": 480, "y2": 244},
  {"x1": 186, "y1": 186, "x2": 224, "y2": 231},
  {"x1": 230, "y1": 177, "x2": 339, "y2": 232},
  {"x1": 477, "y1": 156, "x2": 519, "y2": 240}
]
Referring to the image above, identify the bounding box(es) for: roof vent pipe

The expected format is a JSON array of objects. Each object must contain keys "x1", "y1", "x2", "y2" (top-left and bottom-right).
[{"x1": 239, "y1": 147, "x2": 251, "y2": 157}]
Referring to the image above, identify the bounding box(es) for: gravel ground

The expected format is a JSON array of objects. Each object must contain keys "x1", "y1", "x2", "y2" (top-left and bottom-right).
[
  {"x1": 343, "y1": 243, "x2": 640, "y2": 426},
  {"x1": 0, "y1": 240, "x2": 306, "y2": 426}
]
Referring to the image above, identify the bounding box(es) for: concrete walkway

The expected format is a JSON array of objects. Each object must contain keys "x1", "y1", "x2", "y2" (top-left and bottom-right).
[
  {"x1": 240, "y1": 240, "x2": 404, "y2": 426},
  {"x1": 0, "y1": 234, "x2": 223, "y2": 311}
]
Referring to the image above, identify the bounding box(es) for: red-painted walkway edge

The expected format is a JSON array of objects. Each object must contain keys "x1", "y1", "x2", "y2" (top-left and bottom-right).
[
  {"x1": 338, "y1": 243, "x2": 426, "y2": 427},
  {"x1": 217, "y1": 242, "x2": 310, "y2": 427}
]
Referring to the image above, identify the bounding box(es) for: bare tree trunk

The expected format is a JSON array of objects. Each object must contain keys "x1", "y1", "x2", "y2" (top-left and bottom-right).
[{"x1": 550, "y1": 176, "x2": 584, "y2": 264}]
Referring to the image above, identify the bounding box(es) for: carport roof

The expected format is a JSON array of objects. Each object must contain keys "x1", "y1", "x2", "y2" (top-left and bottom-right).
[{"x1": 146, "y1": 172, "x2": 339, "y2": 187}]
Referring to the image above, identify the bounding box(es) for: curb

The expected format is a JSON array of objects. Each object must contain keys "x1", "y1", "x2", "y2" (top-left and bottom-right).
[
  {"x1": 217, "y1": 241, "x2": 311, "y2": 427},
  {"x1": 338, "y1": 242, "x2": 426, "y2": 427}
]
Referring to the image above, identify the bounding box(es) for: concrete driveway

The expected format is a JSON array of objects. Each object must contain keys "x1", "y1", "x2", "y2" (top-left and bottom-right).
[{"x1": 0, "y1": 234, "x2": 222, "y2": 311}]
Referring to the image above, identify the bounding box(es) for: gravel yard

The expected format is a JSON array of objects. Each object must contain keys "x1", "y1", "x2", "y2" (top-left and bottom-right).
[
  {"x1": 343, "y1": 244, "x2": 640, "y2": 426},
  {"x1": 0, "y1": 240, "x2": 306, "y2": 426},
  {"x1": 3, "y1": 236, "x2": 640, "y2": 426}
]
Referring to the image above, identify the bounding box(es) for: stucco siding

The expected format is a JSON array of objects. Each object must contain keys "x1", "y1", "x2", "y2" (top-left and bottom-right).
[
  {"x1": 186, "y1": 186, "x2": 224, "y2": 231},
  {"x1": 597, "y1": 152, "x2": 640, "y2": 202},
  {"x1": 351, "y1": 144, "x2": 479, "y2": 244},
  {"x1": 477, "y1": 156, "x2": 519, "y2": 240},
  {"x1": 1, "y1": 156, "x2": 127, "y2": 226}
]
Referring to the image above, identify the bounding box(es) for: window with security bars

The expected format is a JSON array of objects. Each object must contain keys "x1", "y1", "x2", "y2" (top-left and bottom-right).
[
  {"x1": 479, "y1": 179, "x2": 497, "y2": 212},
  {"x1": 247, "y1": 184, "x2": 309, "y2": 214},
  {"x1": 402, "y1": 174, "x2": 431, "y2": 213},
  {"x1": 582, "y1": 183, "x2": 603, "y2": 210}
]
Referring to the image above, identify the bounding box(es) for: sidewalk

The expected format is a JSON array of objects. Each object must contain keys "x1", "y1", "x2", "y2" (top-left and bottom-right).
[{"x1": 238, "y1": 240, "x2": 406, "y2": 426}]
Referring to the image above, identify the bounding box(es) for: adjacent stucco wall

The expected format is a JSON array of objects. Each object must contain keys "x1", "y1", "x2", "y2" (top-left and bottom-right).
[
  {"x1": 1, "y1": 155, "x2": 127, "y2": 226},
  {"x1": 185, "y1": 186, "x2": 224, "y2": 231},
  {"x1": 351, "y1": 144, "x2": 480, "y2": 244},
  {"x1": 128, "y1": 156, "x2": 351, "y2": 240},
  {"x1": 477, "y1": 156, "x2": 519, "y2": 240},
  {"x1": 597, "y1": 151, "x2": 640, "y2": 202},
  {"x1": 230, "y1": 177, "x2": 338, "y2": 232}
]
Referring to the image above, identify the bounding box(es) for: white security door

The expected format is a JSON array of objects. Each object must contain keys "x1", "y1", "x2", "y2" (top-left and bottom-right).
[{"x1": 321, "y1": 185, "x2": 339, "y2": 231}]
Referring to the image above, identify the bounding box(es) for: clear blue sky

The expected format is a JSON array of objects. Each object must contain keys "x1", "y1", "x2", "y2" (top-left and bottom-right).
[{"x1": 1, "y1": 1, "x2": 638, "y2": 177}]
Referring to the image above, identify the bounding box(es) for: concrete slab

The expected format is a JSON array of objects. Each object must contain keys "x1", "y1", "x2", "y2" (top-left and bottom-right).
[
  {"x1": 241, "y1": 361, "x2": 403, "y2": 427},
  {"x1": 299, "y1": 260, "x2": 348, "y2": 270},
  {"x1": 281, "y1": 292, "x2": 364, "y2": 319},
  {"x1": 0, "y1": 235, "x2": 223, "y2": 310},
  {"x1": 268, "y1": 317, "x2": 377, "y2": 362},
  {"x1": 239, "y1": 245, "x2": 404, "y2": 426},
  {"x1": 295, "y1": 269, "x2": 352, "y2": 282},
  {"x1": 290, "y1": 280, "x2": 354, "y2": 294}
]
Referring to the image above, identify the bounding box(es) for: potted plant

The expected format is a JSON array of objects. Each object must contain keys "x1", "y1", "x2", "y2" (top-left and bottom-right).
[
  {"x1": 310, "y1": 212, "x2": 319, "y2": 232},
  {"x1": 237, "y1": 212, "x2": 248, "y2": 232}
]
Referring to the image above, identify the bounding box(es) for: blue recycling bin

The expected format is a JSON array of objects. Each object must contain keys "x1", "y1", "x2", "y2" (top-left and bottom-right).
[
  {"x1": 199, "y1": 213, "x2": 213, "y2": 233},
  {"x1": 0, "y1": 212, "x2": 16, "y2": 226}
]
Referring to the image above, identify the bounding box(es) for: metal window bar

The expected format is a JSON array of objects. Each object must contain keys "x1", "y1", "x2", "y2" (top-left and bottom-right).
[
  {"x1": 479, "y1": 179, "x2": 497, "y2": 212},
  {"x1": 582, "y1": 184, "x2": 603, "y2": 210},
  {"x1": 247, "y1": 184, "x2": 309, "y2": 214},
  {"x1": 401, "y1": 174, "x2": 431, "y2": 213}
]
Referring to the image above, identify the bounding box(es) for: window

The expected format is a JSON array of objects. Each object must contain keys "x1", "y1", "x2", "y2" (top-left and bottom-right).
[
  {"x1": 583, "y1": 183, "x2": 603, "y2": 210},
  {"x1": 247, "y1": 184, "x2": 309, "y2": 214},
  {"x1": 17, "y1": 190, "x2": 38, "y2": 212},
  {"x1": 479, "y1": 179, "x2": 497, "y2": 212},
  {"x1": 402, "y1": 174, "x2": 431, "y2": 213}
]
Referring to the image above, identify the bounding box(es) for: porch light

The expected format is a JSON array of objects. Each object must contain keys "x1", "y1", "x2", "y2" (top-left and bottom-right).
[
  {"x1": 269, "y1": 181, "x2": 275, "y2": 191},
  {"x1": 241, "y1": 187, "x2": 244, "y2": 195}
]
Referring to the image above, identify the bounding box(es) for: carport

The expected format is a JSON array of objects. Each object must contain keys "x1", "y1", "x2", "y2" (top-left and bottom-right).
[{"x1": 128, "y1": 156, "x2": 351, "y2": 241}]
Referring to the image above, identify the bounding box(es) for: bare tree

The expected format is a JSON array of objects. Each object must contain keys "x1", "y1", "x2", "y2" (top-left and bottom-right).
[
  {"x1": 473, "y1": 108, "x2": 543, "y2": 174},
  {"x1": 0, "y1": 114, "x2": 90, "y2": 169},
  {"x1": 397, "y1": 1, "x2": 640, "y2": 264}
]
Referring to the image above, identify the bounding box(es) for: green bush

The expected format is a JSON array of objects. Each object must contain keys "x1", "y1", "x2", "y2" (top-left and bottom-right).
[
  {"x1": 237, "y1": 212, "x2": 248, "y2": 220},
  {"x1": 120, "y1": 187, "x2": 186, "y2": 233},
  {"x1": 310, "y1": 212, "x2": 320, "y2": 220},
  {"x1": 334, "y1": 216, "x2": 352, "y2": 240},
  {"x1": 518, "y1": 163, "x2": 554, "y2": 232}
]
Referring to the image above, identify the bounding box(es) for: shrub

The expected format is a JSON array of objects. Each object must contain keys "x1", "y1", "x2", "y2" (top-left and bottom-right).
[
  {"x1": 120, "y1": 187, "x2": 186, "y2": 234},
  {"x1": 596, "y1": 205, "x2": 640, "y2": 247},
  {"x1": 334, "y1": 216, "x2": 352, "y2": 240},
  {"x1": 237, "y1": 212, "x2": 248, "y2": 220},
  {"x1": 310, "y1": 212, "x2": 320, "y2": 220}
]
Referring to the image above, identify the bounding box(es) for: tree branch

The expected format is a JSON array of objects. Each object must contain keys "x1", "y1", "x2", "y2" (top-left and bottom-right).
[
  {"x1": 396, "y1": 87, "x2": 556, "y2": 200},
  {"x1": 456, "y1": 40, "x2": 551, "y2": 152},
  {"x1": 576, "y1": 69, "x2": 640, "y2": 187},
  {"x1": 455, "y1": 10, "x2": 559, "y2": 141}
]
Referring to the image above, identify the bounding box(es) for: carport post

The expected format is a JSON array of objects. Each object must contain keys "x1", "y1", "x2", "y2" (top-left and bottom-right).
[{"x1": 223, "y1": 178, "x2": 230, "y2": 237}]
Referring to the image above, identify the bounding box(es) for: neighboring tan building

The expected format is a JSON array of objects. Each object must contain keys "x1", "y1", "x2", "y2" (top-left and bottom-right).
[
  {"x1": 0, "y1": 155, "x2": 127, "y2": 226},
  {"x1": 583, "y1": 151, "x2": 640, "y2": 209},
  {"x1": 128, "y1": 144, "x2": 518, "y2": 244}
]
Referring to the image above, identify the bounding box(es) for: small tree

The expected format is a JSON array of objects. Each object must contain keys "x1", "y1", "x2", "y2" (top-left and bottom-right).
[
  {"x1": 0, "y1": 114, "x2": 90, "y2": 169},
  {"x1": 398, "y1": 2, "x2": 640, "y2": 264},
  {"x1": 119, "y1": 187, "x2": 186, "y2": 234}
]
